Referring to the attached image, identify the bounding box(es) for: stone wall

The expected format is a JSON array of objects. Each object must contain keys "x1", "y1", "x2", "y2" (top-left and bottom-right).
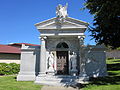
[
  {"x1": 84, "y1": 45, "x2": 107, "y2": 77},
  {"x1": 0, "y1": 53, "x2": 20, "y2": 64},
  {"x1": 0, "y1": 53, "x2": 20, "y2": 59},
  {"x1": 106, "y1": 50, "x2": 120, "y2": 59},
  {"x1": 46, "y1": 37, "x2": 79, "y2": 52}
]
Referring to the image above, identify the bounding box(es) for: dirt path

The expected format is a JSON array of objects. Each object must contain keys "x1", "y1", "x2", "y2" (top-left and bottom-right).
[{"x1": 41, "y1": 86, "x2": 79, "y2": 90}]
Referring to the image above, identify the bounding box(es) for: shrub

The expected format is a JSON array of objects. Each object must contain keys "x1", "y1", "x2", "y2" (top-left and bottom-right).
[
  {"x1": 107, "y1": 58, "x2": 114, "y2": 60},
  {"x1": 0, "y1": 63, "x2": 20, "y2": 75}
]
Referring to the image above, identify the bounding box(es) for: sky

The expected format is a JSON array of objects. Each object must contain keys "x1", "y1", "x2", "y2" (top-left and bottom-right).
[{"x1": 0, "y1": 0, "x2": 95, "y2": 45}]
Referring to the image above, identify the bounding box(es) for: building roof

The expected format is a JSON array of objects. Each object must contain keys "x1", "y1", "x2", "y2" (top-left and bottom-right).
[
  {"x1": 0, "y1": 44, "x2": 21, "y2": 54},
  {"x1": 9, "y1": 43, "x2": 40, "y2": 47}
]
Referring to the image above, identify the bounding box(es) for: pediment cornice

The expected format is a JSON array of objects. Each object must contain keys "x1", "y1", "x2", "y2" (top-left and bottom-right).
[{"x1": 35, "y1": 17, "x2": 88, "y2": 31}]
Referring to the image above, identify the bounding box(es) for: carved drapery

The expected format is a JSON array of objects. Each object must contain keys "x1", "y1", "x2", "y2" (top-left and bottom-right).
[{"x1": 70, "y1": 52, "x2": 78, "y2": 76}]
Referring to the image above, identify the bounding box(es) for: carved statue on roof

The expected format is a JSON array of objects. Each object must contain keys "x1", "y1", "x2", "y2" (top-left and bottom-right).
[{"x1": 56, "y1": 3, "x2": 68, "y2": 23}]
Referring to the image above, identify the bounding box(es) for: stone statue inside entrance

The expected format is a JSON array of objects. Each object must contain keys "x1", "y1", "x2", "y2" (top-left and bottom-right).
[
  {"x1": 47, "y1": 52, "x2": 55, "y2": 74},
  {"x1": 70, "y1": 52, "x2": 78, "y2": 76},
  {"x1": 56, "y1": 3, "x2": 68, "y2": 22}
]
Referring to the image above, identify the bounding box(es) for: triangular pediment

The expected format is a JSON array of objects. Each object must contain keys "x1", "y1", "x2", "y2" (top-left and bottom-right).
[{"x1": 35, "y1": 17, "x2": 88, "y2": 30}]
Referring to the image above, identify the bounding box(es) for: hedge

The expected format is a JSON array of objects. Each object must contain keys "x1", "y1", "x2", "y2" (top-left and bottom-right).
[{"x1": 0, "y1": 63, "x2": 20, "y2": 75}]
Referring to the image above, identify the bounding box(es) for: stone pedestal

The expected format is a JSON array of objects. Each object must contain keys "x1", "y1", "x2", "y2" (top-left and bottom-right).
[{"x1": 17, "y1": 44, "x2": 37, "y2": 81}]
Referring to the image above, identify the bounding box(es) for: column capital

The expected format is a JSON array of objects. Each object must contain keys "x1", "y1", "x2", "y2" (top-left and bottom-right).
[
  {"x1": 39, "y1": 36, "x2": 47, "y2": 41},
  {"x1": 78, "y1": 36, "x2": 85, "y2": 40},
  {"x1": 78, "y1": 36, "x2": 85, "y2": 46}
]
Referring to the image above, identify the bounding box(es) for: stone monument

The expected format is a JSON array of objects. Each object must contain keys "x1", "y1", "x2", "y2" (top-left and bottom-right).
[{"x1": 17, "y1": 4, "x2": 107, "y2": 86}]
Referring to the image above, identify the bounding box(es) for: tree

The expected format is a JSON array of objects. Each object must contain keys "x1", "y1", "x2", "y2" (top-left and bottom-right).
[{"x1": 84, "y1": 0, "x2": 120, "y2": 49}]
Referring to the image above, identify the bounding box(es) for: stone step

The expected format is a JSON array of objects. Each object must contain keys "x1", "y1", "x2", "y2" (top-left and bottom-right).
[
  {"x1": 36, "y1": 76, "x2": 78, "y2": 81},
  {"x1": 35, "y1": 76, "x2": 79, "y2": 86},
  {"x1": 36, "y1": 78, "x2": 78, "y2": 82},
  {"x1": 40, "y1": 75, "x2": 79, "y2": 79},
  {"x1": 35, "y1": 80, "x2": 72, "y2": 86},
  {"x1": 35, "y1": 80, "x2": 78, "y2": 86},
  {"x1": 35, "y1": 75, "x2": 89, "y2": 86}
]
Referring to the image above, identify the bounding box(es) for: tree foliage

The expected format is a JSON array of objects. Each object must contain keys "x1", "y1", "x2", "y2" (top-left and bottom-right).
[{"x1": 84, "y1": 0, "x2": 120, "y2": 49}]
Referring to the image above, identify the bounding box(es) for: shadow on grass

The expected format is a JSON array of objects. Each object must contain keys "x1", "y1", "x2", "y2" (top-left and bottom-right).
[
  {"x1": 108, "y1": 72, "x2": 117, "y2": 76},
  {"x1": 14, "y1": 77, "x2": 17, "y2": 79},
  {"x1": 77, "y1": 60, "x2": 120, "y2": 89},
  {"x1": 89, "y1": 76, "x2": 120, "y2": 85},
  {"x1": 113, "y1": 60, "x2": 120, "y2": 62},
  {"x1": 75, "y1": 76, "x2": 120, "y2": 89},
  {"x1": 107, "y1": 63, "x2": 120, "y2": 71}
]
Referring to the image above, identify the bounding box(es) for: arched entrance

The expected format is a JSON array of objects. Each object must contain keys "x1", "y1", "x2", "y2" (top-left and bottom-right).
[{"x1": 56, "y1": 42, "x2": 69, "y2": 75}]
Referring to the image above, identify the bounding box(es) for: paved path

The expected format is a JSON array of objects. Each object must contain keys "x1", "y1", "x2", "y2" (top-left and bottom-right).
[{"x1": 41, "y1": 86, "x2": 79, "y2": 90}]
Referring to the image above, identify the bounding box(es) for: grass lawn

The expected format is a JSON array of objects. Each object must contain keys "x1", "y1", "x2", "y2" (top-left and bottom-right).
[
  {"x1": 83, "y1": 59, "x2": 120, "y2": 90},
  {"x1": 0, "y1": 59, "x2": 120, "y2": 90},
  {"x1": 0, "y1": 75, "x2": 42, "y2": 90}
]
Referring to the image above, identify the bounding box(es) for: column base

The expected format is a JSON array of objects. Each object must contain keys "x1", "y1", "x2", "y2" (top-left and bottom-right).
[
  {"x1": 17, "y1": 72, "x2": 36, "y2": 81},
  {"x1": 37, "y1": 72, "x2": 47, "y2": 77}
]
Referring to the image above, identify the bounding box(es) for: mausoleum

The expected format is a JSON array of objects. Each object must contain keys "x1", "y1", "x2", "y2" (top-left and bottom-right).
[{"x1": 17, "y1": 4, "x2": 107, "y2": 86}]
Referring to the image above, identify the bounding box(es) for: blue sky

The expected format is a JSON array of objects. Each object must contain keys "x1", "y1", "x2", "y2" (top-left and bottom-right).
[{"x1": 0, "y1": 0, "x2": 95, "y2": 45}]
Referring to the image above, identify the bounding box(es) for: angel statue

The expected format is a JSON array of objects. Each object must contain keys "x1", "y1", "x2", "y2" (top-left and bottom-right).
[
  {"x1": 47, "y1": 52, "x2": 55, "y2": 73},
  {"x1": 56, "y1": 3, "x2": 68, "y2": 20}
]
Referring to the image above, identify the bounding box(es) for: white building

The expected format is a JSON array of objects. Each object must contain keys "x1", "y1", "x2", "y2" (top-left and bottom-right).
[{"x1": 17, "y1": 4, "x2": 107, "y2": 86}]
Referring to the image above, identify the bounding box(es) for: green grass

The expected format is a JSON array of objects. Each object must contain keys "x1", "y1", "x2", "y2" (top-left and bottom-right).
[
  {"x1": 84, "y1": 85, "x2": 120, "y2": 90},
  {"x1": 83, "y1": 59, "x2": 120, "y2": 90},
  {"x1": 0, "y1": 59, "x2": 120, "y2": 90},
  {"x1": 0, "y1": 75, "x2": 42, "y2": 90}
]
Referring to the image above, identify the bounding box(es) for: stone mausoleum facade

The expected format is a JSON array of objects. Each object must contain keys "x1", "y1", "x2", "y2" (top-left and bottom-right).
[{"x1": 17, "y1": 4, "x2": 107, "y2": 86}]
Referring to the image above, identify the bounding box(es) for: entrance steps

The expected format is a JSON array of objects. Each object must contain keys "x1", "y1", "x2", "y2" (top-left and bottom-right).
[{"x1": 35, "y1": 75, "x2": 89, "y2": 86}]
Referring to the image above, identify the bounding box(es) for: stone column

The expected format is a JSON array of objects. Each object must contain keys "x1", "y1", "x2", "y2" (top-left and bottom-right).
[
  {"x1": 39, "y1": 36, "x2": 47, "y2": 76},
  {"x1": 78, "y1": 36, "x2": 88, "y2": 79}
]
